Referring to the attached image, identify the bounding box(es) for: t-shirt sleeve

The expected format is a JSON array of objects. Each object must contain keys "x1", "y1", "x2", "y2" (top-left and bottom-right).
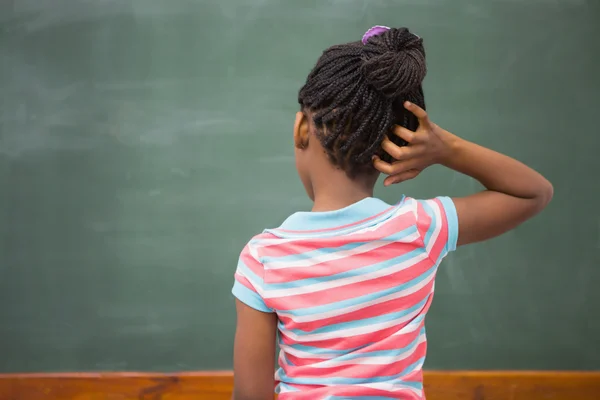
[
  {"x1": 415, "y1": 196, "x2": 459, "y2": 263},
  {"x1": 231, "y1": 242, "x2": 273, "y2": 313}
]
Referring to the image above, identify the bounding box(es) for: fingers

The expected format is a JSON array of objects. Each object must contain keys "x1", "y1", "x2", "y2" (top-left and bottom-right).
[
  {"x1": 381, "y1": 135, "x2": 422, "y2": 161},
  {"x1": 372, "y1": 157, "x2": 392, "y2": 174},
  {"x1": 373, "y1": 156, "x2": 416, "y2": 176},
  {"x1": 383, "y1": 169, "x2": 420, "y2": 186},
  {"x1": 404, "y1": 101, "x2": 431, "y2": 128},
  {"x1": 374, "y1": 102, "x2": 430, "y2": 187},
  {"x1": 373, "y1": 155, "x2": 421, "y2": 185},
  {"x1": 372, "y1": 157, "x2": 398, "y2": 175},
  {"x1": 392, "y1": 126, "x2": 415, "y2": 143},
  {"x1": 381, "y1": 136, "x2": 411, "y2": 160}
]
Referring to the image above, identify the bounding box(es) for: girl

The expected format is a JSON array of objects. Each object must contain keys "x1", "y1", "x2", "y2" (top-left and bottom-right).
[{"x1": 231, "y1": 26, "x2": 552, "y2": 400}]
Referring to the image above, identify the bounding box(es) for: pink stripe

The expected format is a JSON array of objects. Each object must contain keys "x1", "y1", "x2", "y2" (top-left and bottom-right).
[
  {"x1": 278, "y1": 385, "x2": 417, "y2": 400},
  {"x1": 283, "y1": 341, "x2": 427, "y2": 379},
  {"x1": 234, "y1": 273, "x2": 257, "y2": 293},
  {"x1": 402, "y1": 369, "x2": 424, "y2": 384},
  {"x1": 415, "y1": 200, "x2": 433, "y2": 241},
  {"x1": 260, "y1": 209, "x2": 417, "y2": 258},
  {"x1": 283, "y1": 332, "x2": 425, "y2": 369},
  {"x1": 424, "y1": 199, "x2": 450, "y2": 262},
  {"x1": 254, "y1": 232, "x2": 279, "y2": 240},
  {"x1": 353, "y1": 322, "x2": 425, "y2": 354},
  {"x1": 281, "y1": 322, "x2": 423, "y2": 364},
  {"x1": 280, "y1": 322, "x2": 409, "y2": 352},
  {"x1": 239, "y1": 245, "x2": 263, "y2": 276},
  {"x1": 268, "y1": 256, "x2": 435, "y2": 311},
  {"x1": 267, "y1": 238, "x2": 420, "y2": 285},
  {"x1": 280, "y1": 283, "x2": 433, "y2": 332}
]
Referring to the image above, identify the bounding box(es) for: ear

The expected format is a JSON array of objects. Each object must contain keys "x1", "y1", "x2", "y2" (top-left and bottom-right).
[{"x1": 293, "y1": 111, "x2": 310, "y2": 150}]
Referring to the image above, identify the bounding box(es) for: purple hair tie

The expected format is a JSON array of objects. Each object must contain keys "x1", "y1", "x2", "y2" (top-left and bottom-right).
[
  {"x1": 361, "y1": 25, "x2": 390, "y2": 44},
  {"x1": 361, "y1": 25, "x2": 421, "y2": 45}
]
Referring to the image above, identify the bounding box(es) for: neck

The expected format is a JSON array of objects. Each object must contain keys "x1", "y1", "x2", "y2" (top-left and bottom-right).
[{"x1": 310, "y1": 170, "x2": 376, "y2": 212}]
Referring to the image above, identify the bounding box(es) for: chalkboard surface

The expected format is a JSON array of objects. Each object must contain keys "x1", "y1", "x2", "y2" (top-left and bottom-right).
[{"x1": 1, "y1": 0, "x2": 599, "y2": 372}]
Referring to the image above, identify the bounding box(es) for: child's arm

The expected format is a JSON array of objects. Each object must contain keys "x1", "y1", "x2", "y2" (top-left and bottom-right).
[
  {"x1": 374, "y1": 102, "x2": 553, "y2": 246},
  {"x1": 437, "y1": 131, "x2": 552, "y2": 245},
  {"x1": 232, "y1": 300, "x2": 277, "y2": 400}
]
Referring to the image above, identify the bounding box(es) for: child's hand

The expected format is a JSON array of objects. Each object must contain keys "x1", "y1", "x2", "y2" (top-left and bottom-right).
[{"x1": 373, "y1": 102, "x2": 454, "y2": 186}]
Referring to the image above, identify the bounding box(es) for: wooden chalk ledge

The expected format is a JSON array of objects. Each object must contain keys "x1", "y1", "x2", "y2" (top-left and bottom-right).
[{"x1": 0, "y1": 371, "x2": 599, "y2": 400}]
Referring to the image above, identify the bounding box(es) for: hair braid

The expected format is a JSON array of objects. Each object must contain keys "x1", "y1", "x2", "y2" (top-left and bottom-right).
[{"x1": 298, "y1": 27, "x2": 427, "y2": 178}]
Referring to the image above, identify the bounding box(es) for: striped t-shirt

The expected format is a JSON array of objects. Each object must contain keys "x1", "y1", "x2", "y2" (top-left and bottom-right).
[{"x1": 232, "y1": 196, "x2": 458, "y2": 399}]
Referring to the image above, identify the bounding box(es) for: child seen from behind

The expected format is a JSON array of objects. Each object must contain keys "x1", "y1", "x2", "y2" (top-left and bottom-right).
[{"x1": 231, "y1": 26, "x2": 553, "y2": 400}]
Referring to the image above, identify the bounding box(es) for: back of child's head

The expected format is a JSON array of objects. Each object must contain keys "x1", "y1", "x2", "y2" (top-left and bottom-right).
[{"x1": 298, "y1": 27, "x2": 426, "y2": 178}]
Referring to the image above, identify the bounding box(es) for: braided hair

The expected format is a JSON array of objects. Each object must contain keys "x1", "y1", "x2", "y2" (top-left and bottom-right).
[{"x1": 298, "y1": 27, "x2": 427, "y2": 178}]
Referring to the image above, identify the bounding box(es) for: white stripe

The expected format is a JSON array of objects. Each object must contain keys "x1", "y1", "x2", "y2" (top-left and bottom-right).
[
  {"x1": 235, "y1": 269, "x2": 265, "y2": 297},
  {"x1": 392, "y1": 317, "x2": 424, "y2": 336},
  {"x1": 256, "y1": 202, "x2": 415, "y2": 266},
  {"x1": 278, "y1": 266, "x2": 434, "y2": 323},
  {"x1": 281, "y1": 304, "x2": 424, "y2": 342},
  {"x1": 251, "y1": 237, "x2": 299, "y2": 247},
  {"x1": 278, "y1": 350, "x2": 291, "y2": 367},
  {"x1": 424, "y1": 200, "x2": 443, "y2": 254},
  {"x1": 310, "y1": 334, "x2": 426, "y2": 368},
  {"x1": 265, "y1": 231, "x2": 420, "y2": 270},
  {"x1": 279, "y1": 317, "x2": 425, "y2": 361},
  {"x1": 279, "y1": 344, "x2": 331, "y2": 360},
  {"x1": 344, "y1": 206, "x2": 414, "y2": 236},
  {"x1": 266, "y1": 203, "x2": 415, "y2": 240},
  {"x1": 263, "y1": 252, "x2": 429, "y2": 299},
  {"x1": 247, "y1": 244, "x2": 261, "y2": 260},
  {"x1": 253, "y1": 205, "x2": 407, "y2": 258},
  {"x1": 357, "y1": 382, "x2": 422, "y2": 396},
  {"x1": 275, "y1": 383, "x2": 299, "y2": 394},
  {"x1": 402, "y1": 356, "x2": 425, "y2": 376}
]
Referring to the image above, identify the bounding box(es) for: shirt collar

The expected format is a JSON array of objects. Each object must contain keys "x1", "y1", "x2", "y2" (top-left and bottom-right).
[{"x1": 278, "y1": 197, "x2": 397, "y2": 232}]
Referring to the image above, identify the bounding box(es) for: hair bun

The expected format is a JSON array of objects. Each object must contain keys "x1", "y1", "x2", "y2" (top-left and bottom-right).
[{"x1": 361, "y1": 27, "x2": 426, "y2": 99}]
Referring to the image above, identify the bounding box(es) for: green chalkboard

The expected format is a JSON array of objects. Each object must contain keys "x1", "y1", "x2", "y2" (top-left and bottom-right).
[{"x1": 1, "y1": 0, "x2": 599, "y2": 373}]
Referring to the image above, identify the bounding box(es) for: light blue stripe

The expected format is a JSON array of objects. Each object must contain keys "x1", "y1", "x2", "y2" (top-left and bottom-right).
[
  {"x1": 400, "y1": 357, "x2": 426, "y2": 377},
  {"x1": 285, "y1": 319, "x2": 426, "y2": 356},
  {"x1": 268, "y1": 212, "x2": 395, "y2": 238},
  {"x1": 327, "y1": 331, "x2": 424, "y2": 362},
  {"x1": 262, "y1": 240, "x2": 364, "y2": 264},
  {"x1": 278, "y1": 261, "x2": 435, "y2": 317},
  {"x1": 274, "y1": 382, "x2": 299, "y2": 394},
  {"x1": 438, "y1": 196, "x2": 459, "y2": 253},
  {"x1": 265, "y1": 246, "x2": 425, "y2": 291},
  {"x1": 278, "y1": 348, "x2": 296, "y2": 366},
  {"x1": 420, "y1": 200, "x2": 438, "y2": 253},
  {"x1": 277, "y1": 368, "x2": 424, "y2": 386},
  {"x1": 397, "y1": 380, "x2": 423, "y2": 390},
  {"x1": 236, "y1": 259, "x2": 263, "y2": 286},
  {"x1": 261, "y1": 225, "x2": 417, "y2": 265},
  {"x1": 267, "y1": 198, "x2": 406, "y2": 239},
  {"x1": 231, "y1": 281, "x2": 272, "y2": 312},
  {"x1": 283, "y1": 343, "x2": 364, "y2": 356},
  {"x1": 276, "y1": 197, "x2": 394, "y2": 232},
  {"x1": 233, "y1": 258, "x2": 271, "y2": 312},
  {"x1": 284, "y1": 296, "x2": 430, "y2": 336}
]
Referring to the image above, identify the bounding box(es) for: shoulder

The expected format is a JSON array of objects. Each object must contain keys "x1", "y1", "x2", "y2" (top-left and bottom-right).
[
  {"x1": 236, "y1": 231, "x2": 286, "y2": 275},
  {"x1": 404, "y1": 196, "x2": 459, "y2": 259},
  {"x1": 241, "y1": 231, "x2": 281, "y2": 259},
  {"x1": 400, "y1": 196, "x2": 456, "y2": 220},
  {"x1": 232, "y1": 232, "x2": 277, "y2": 313}
]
